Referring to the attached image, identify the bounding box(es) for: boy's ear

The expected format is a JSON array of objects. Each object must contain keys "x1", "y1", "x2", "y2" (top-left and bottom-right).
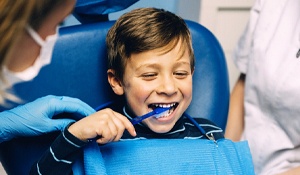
[
  {"x1": 191, "y1": 67, "x2": 195, "y2": 75},
  {"x1": 107, "y1": 69, "x2": 124, "y2": 95}
]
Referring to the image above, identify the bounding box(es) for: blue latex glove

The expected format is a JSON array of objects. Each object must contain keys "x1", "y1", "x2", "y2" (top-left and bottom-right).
[{"x1": 0, "y1": 95, "x2": 95, "y2": 143}]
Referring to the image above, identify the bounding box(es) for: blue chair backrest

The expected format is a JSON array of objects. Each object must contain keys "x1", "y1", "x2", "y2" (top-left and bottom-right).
[{"x1": 0, "y1": 20, "x2": 229, "y2": 175}]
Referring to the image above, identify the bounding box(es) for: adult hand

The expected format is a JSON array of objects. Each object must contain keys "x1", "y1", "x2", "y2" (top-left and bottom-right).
[{"x1": 0, "y1": 95, "x2": 95, "y2": 143}]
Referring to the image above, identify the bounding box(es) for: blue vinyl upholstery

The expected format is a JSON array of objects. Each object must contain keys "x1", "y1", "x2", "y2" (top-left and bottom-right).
[{"x1": 0, "y1": 20, "x2": 229, "y2": 174}]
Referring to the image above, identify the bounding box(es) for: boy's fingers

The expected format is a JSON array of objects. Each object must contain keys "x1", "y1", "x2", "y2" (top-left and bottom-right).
[
  {"x1": 107, "y1": 121, "x2": 118, "y2": 139},
  {"x1": 95, "y1": 109, "x2": 136, "y2": 144},
  {"x1": 96, "y1": 124, "x2": 113, "y2": 144},
  {"x1": 127, "y1": 125, "x2": 137, "y2": 137},
  {"x1": 114, "y1": 112, "x2": 136, "y2": 137},
  {"x1": 110, "y1": 117, "x2": 126, "y2": 141}
]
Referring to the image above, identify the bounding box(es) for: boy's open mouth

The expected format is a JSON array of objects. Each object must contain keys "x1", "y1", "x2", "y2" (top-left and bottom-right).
[{"x1": 148, "y1": 103, "x2": 179, "y2": 118}]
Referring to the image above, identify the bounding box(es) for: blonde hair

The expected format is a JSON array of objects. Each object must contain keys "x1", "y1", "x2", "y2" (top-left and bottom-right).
[
  {"x1": 0, "y1": 0, "x2": 34, "y2": 66},
  {"x1": 0, "y1": 0, "x2": 63, "y2": 105},
  {"x1": 0, "y1": 0, "x2": 35, "y2": 104}
]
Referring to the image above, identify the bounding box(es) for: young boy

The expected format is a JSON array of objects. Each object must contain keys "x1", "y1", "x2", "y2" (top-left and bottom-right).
[
  {"x1": 30, "y1": 7, "x2": 224, "y2": 175},
  {"x1": 104, "y1": 7, "x2": 224, "y2": 140}
]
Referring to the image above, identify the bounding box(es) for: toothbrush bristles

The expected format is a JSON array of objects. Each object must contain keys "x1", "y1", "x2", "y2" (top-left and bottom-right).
[{"x1": 154, "y1": 107, "x2": 170, "y2": 118}]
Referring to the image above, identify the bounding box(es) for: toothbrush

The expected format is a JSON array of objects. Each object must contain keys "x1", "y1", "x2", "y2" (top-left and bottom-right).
[{"x1": 130, "y1": 107, "x2": 170, "y2": 125}]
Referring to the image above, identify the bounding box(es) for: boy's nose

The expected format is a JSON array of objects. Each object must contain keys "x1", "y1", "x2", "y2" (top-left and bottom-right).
[{"x1": 156, "y1": 76, "x2": 177, "y2": 96}]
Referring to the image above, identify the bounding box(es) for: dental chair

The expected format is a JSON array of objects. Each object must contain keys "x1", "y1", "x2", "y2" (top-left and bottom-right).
[{"x1": 0, "y1": 20, "x2": 229, "y2": 174}]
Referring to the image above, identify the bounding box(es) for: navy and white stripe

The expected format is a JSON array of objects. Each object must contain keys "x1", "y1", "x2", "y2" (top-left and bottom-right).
[{"x1": 30, "y1": 124, "x2": 87, "y2": 175}]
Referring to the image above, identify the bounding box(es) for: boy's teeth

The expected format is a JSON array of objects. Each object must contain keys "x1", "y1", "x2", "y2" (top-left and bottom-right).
[
  {"x1": 154, "y1": 103, "x2": 176, "y2": 108},
  {"x1": 155, "y1": 107, "x2": 175, "y2": 118}
]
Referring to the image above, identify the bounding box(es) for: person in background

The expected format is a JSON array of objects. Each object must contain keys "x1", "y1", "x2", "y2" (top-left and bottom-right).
[
  {"x1": 30, "y1": 7, "x2": 224, "y2": 174},
  {"x1": 0, "y1": 0, "x2": 96, "y2": 143},
  {"x1": 225, "y1": 0, "x2": 300, "y2": 174}
]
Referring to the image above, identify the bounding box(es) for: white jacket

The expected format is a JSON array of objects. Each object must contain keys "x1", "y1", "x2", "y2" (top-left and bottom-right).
[{"x1": 234, "y1": 0, "x2": 300, "y2": 174}]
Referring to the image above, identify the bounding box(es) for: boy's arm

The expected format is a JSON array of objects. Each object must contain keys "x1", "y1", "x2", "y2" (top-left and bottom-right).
[
  {"x1": 30, "y1": 108, "x2": 136, "y2": 175},
  {"x1": 225, "y1": 73, "x2": 245, "y2": 141},
  {"x1": 29, "y1": 125, "x2": 87, "y2": 175}
]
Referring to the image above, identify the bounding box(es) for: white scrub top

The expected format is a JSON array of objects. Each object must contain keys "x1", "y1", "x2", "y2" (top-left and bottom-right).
[{"x1": 233, "y1": 0, "x2": 300, "y2": 174}]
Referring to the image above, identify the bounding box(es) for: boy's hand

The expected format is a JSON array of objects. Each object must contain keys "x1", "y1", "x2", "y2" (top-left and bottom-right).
[{"x1": 68, "y1": 108, "x2": 136, "y2": 144}]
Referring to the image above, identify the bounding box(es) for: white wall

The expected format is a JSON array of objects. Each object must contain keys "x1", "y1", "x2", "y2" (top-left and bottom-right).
[{"x1": 197, "y1": 0, "x2": 254, "y2": 91}]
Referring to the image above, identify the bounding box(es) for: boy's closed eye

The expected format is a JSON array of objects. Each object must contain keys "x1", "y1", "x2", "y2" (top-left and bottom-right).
[
  {"x1": 174, "y1": 71, "x2": 190, "y2": 79},
  {"x1": 141, "y1": 73, "x2": 158, "y2": 80},
  {"x1": 140, "y1": 70, "x2": 190, "y2": 80}
]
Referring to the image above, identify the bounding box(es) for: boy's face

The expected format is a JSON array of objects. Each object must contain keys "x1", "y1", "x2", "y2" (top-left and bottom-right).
[{"x1": 109, "y1": 42, "x2": 193, "y2": 133}]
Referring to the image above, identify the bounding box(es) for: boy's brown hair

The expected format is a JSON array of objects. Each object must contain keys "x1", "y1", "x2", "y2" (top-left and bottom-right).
[{"x1": 106, "y1": 7, "x2": 195, "y2": 81}]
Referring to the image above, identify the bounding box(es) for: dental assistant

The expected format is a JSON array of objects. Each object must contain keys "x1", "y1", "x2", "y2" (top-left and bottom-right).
[
  {"x1": 225, "y1": 0, "x2": 300, "y2": 174},
  {"x1": 0, "y1": 0, "x2": 95, "y2": 143}
]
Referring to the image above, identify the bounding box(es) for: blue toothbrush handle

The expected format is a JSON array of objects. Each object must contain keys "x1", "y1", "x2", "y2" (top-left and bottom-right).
[{"x1": 131, "y1": 111, "x2": 155, "y2": 125}]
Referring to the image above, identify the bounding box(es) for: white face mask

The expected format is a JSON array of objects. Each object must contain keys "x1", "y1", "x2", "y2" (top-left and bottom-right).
[{"x1": 1, "y1": 25, "x2": 58, "y2": 89}]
